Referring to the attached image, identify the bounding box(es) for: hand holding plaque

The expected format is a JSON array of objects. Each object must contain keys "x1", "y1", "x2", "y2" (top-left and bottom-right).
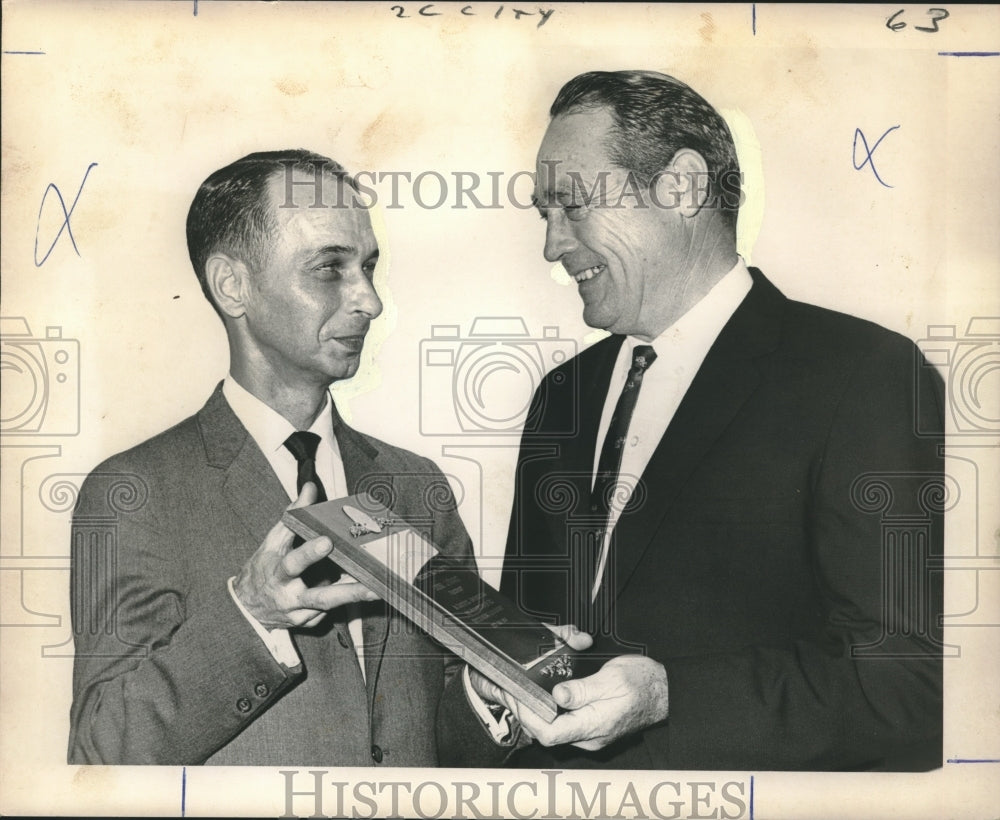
[
  {"x1": 283, "y1": 492, "x2": 612, "y2": 721},
  {"x1": 471, "y1": 654, "x2": 670, "y2": 751},
  {"x1": 234, "y1": 483, "x2": 379, "y2": 629}
]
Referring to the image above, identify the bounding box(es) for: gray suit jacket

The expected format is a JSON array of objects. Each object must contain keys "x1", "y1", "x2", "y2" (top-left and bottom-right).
[{"x1": 69, "y1": 384, "x2": 505, "y2": 766}]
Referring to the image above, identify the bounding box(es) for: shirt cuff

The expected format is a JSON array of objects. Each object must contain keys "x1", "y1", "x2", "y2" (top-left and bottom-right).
[
  {"x1": 227, "y1": 576, "x2": 300, "y2": 668},
  {"x1": 463, "y1": 665, "x2": 516, "y2": 745}
]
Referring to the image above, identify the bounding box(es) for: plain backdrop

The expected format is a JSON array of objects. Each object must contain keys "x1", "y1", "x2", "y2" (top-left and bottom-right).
[{"x1": 1, "y1": 3, "x2": 998, "y2": 818}]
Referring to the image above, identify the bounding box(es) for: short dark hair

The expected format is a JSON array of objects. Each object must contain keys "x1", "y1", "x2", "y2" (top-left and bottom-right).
[
  {"x1": 550, "y1": 70, "x2": 741, "y2": 230},
  {"x1": 185, "y1": 149, "x2": 352, "y2": 317}
]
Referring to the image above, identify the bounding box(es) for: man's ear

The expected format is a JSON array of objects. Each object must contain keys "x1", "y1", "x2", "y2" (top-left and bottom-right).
[
  {"x1": 655, "y1": 149, "x2": 710, "y2": 218},
  {"x1": 205, "y1": 253, "x2": 250, "y2": 319}
]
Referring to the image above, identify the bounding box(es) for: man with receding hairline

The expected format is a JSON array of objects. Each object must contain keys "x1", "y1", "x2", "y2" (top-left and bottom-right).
[
  {"x1": 68, "y1": 150, "x2": 517, "y2": 765},
  {"x1": 473, "y1": 71, "x2": 945, "y2": 771}
]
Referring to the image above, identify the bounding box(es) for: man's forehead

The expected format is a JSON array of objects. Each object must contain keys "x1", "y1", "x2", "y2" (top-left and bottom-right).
[
  {"x1": 260, "y1": 173, "x2": 375, "y2": 261},
  {"x1": 267, "y1": 168, "x2": 364, "y2": 209},
  {"x1": 538, "y1": 107, "x2": 615, "y2": 154},
  {"x1": 534, "y1": 108, "x2": 622, "y2": 200}
]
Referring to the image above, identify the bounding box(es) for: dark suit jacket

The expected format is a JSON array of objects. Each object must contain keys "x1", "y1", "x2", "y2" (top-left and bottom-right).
[
  {"x1": 68, "y1": 384, "x2": 505, "y2": 766},
  {"x1": 501, "y1": 269, "x2": 945, "y2": 771}
]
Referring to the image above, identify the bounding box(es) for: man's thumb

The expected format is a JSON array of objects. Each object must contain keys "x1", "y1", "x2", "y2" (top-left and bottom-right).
[
  {"x1": 290, "y1": 482, "x2": 319, "y2": 509},
  {"x1": 553, "y1": 679, "x2": 586, "y2": 709}
]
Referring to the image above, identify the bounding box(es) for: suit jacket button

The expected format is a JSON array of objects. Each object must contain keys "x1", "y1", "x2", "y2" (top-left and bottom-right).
[
  {"x1": 338, "y1": 632, "x2": 350, "y2": 648},
  {"x1": 371, "y1": 744, "x2": 383, "y2": 763},
  {"x1": 236, "y1": 697, "x2": 252, "y2": 714},
  {"x1": 254, "y1": 682, "x2": 269, "y2": 698}
]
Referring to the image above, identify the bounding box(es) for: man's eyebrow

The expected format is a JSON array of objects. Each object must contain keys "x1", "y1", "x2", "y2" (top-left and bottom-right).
[
  {"x1": 532, "y1": 191, "x2": 563, "y2": 207},
  {"x1": 312, "y1": 244, "x2": 357, "y2": 256},
  {"x1": 554, "y1": 185, "x2": 583, "y2": 201},
  {"x1": 304, "y1": 246, "x2": 380, "y2": 270}
]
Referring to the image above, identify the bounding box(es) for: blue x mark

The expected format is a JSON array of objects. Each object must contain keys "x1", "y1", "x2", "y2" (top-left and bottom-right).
[
  {"x1": 34, "y1": 162, "x2": 99, "y2": 267},
  {"x1": 853, "y1": 126, "x2": 900, "y2": 188}
]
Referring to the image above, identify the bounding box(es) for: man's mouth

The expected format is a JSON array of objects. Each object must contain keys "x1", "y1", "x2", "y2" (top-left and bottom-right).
[
  {"x1": 331, "y1": 335, "x2": 366, "y2": 353},
  {"x1": 571, "y1": 264, "x2": 606, "y2": 283}
]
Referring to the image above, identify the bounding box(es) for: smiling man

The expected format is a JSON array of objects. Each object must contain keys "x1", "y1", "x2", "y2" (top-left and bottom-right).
[
  {"x1": 478, "y1": 71, "x2": 946, "y2": 771},
  {"x1": 68, "y1": 150, "x2": 515, "y2": 765}
]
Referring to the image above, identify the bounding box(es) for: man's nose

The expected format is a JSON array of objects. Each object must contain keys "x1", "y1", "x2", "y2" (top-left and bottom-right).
[
  {"x1": 543, "y1": 211, "x2": 578, "y2": 263},
  {"x1": 348, "y1": 271, "x2": 383, "y2": 320}
]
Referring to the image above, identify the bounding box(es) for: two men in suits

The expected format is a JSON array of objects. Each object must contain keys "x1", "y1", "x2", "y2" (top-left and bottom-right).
[
  {"x1": 475, "y1": 71, "x2": 945, "y2": 770},
  {"x1": 68, "y1": 150, "x2": 514, "y2": 765}
]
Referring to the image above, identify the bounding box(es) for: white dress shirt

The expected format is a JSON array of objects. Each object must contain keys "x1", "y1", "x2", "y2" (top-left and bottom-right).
[
  {"x1": 223, "y1": 376, "x2": 366, "y2": 678},
  {"x1": 589, "y1": 259, "x2": 754, "y2": 600}
]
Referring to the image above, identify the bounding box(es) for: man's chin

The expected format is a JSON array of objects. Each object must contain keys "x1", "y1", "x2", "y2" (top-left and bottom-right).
[
  {"x1": 317, "y1": 356, "x2": 362, "y2": 385},
  {"x1": 581, "y1": 305, "x2": 616, "y2": 334},
  {"x1": 326, "y1": 367, "x2": 360, "y2": 384}
]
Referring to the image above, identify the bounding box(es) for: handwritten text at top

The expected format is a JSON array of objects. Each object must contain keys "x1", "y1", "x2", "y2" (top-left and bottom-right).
[{"x1": 390, "y1": 5, "x2": 555, "y2": 28}]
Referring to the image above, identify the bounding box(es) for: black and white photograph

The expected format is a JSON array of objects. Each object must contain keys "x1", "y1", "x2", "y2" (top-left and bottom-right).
[{"x1": 1, "y1": 2, "x2": 998, "y2": 817}]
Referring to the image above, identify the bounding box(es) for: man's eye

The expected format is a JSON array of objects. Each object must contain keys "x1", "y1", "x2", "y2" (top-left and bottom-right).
[
  {"x1": 315, "y1": 263, "x2": 342, "y2": 279},
  {"x1": 564, "y1": 204, "x2": 588, "y2": 221},
  {"x1": 362, "y1": 262, "x2": 377, "y2": 277}
]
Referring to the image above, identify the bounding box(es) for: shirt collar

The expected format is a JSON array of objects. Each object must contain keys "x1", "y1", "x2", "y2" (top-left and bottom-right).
[
  {"x1": 222, "y1": 375, "x2": 335, "y2": 457},
  {"x1": 626, "y1": 257, "x2": 753, "y2": 357}
]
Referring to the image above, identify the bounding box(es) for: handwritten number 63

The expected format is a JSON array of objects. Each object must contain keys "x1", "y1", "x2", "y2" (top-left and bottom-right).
[{"x1": 887, "y1": 8, "x2": 950, "y2": 32}]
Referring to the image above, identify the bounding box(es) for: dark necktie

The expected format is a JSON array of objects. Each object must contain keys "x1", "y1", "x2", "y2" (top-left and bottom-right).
[
  {"x1": 284, "y1": 431, "x2": 328, "y2": 502},
  {"x1": 587, "y1": 344, "x2": 657, "y2": 621},
  {"x1": 284, "y1": 431, "x2": 338, "y2": 586}
]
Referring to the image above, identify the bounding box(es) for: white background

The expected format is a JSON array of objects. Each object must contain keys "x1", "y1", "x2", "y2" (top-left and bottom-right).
[{"x1": 1, "y1": 2, "x2": 998, "y2": 817}]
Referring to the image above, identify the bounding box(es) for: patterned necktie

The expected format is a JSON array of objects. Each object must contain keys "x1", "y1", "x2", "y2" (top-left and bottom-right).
[
  {"x1": 284, "y1": 431, "x2": 328, "y2": 503},
  {"x1": 588, "y1": 344, "x2": 657, "y2": 616},
  {"x1": 284, "y1": 431, "x2": 338, "y2": 586}
]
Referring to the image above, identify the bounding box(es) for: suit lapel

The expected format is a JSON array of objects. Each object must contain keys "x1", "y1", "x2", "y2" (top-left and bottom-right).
[
  {"x1": 333, "y1": 412, "x2": 393, "y2": 704},
  {"x1": 539, "y1": 336, "x2": 624, "y2": 553},
  {"x1": 336, "y1": 411, "x2": 382, "y2": 494},
  {"x1": 609, "y1": 269, "x2": 785, "y2": 598},
  {"x1": 198, "y1": 384, "x2": 289, "y2": 550},
  {"x1": 201, "y1": 385, "x2": 371, "y2": 694}
]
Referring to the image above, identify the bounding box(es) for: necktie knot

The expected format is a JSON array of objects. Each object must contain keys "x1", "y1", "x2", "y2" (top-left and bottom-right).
[
  {"x1": 284, "y1": 431, "x2": 322, "y2": 463},
  {"x1": 284, "y1": 431, "x2": 327, "y2": 503},
  {"x1": 631, "y1": 344, "x2": 657, "y2": 373}
]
